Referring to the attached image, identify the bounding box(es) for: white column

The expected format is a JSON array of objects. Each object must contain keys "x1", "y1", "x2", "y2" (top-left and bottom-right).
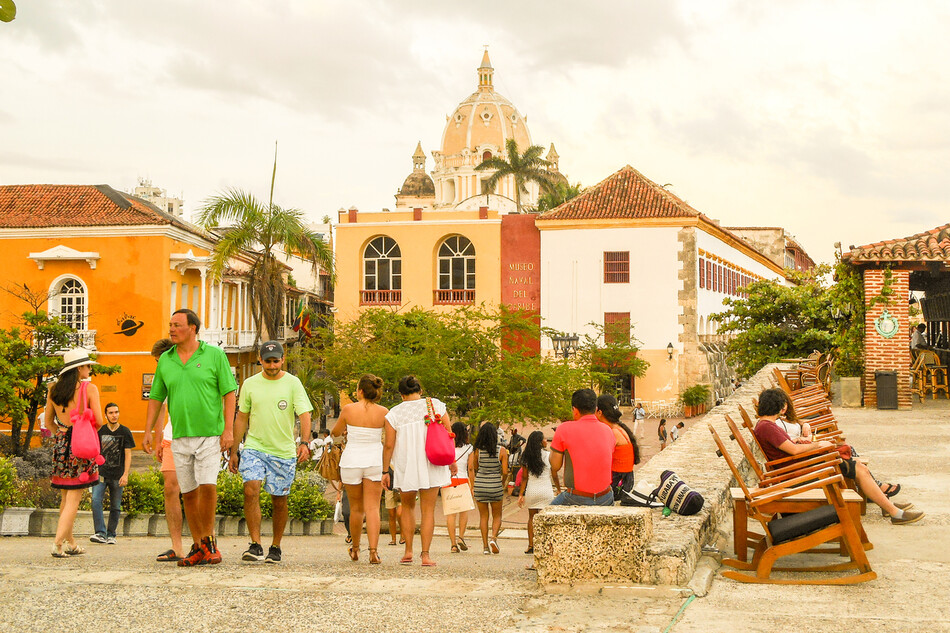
[
  {"x1": 216, "y1": 281, "x2": 224, "y2": 330},
  {"x1": 170, "y1": 281, "x2": 177, "y2": 315},
  {"x1": 199, "y1": 268, "x2": 207, "y2": 324}
]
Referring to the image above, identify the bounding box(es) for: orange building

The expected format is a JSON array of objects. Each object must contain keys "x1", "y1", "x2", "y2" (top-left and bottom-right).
[{"x1": 0, "y1": 184, "x2": 309, "y2": 443}]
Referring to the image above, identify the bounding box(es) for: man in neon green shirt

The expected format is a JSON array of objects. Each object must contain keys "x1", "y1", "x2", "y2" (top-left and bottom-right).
[
  {"x1": 229, "y1": 340, "x2": 312, "y2": 563},
  {"x1": 145, "y1": 309, "x2": 237, "y2": 566}
]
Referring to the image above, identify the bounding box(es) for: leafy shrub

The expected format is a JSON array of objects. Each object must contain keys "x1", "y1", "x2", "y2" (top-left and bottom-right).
[
  {"x1": 13, "y1": 446, "x2": 54, "y2": 481},
  {"x1": 0, "y1": 456, "x2": 18, "y2": 510},
  {"x1": 679, "y1": 384, "x2": 711, "y2": 407},
  {"x1": 287, "y1": 478, "x2": 332, "y2": 521},
  {"x1": 15, "y1": 478, "x2": 61, "y2": 508},
  {"x1": 215, "y1": 470, "x2": 245, "y2": 517},
  {"x1": 122, "y1": 469, "x2": 165, "y2": 517}
]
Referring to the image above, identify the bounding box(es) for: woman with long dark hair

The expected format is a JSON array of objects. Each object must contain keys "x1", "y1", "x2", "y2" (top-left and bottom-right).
[
  {"x1": 332, "y1": 374, "x2": 388, "y2": 564},
  {"x1": 595, "y1": 394, "x2": 639, "y2": 499},
  {"x1": 45, "y1": 348, "x2": 103, "y2": 558},
  {"x1": 517, "y1": 430, "x2": 559, "y2": 558},
  {"x1": 382, "y1": 375, "x2": 456, "y2": 567},
  {"x1": 446, "y1": 421, "x2": 473, "y2": 553},
  {"x1": 470, "y1": 422, "x2": 508, "y2": 555}
]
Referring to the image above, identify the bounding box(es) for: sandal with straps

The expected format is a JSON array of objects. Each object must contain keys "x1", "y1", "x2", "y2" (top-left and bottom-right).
[
  {"x1": 369, "y1": 548, "x2": 381, "y2": 564},
  {"x1": 348, "y1": 546, "x2": 359, "y2": 562}
]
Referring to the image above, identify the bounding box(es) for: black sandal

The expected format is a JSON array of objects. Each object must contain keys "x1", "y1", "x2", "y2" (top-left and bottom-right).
[{"x1": 883, "y1": 483, "x2": 901, "y2": 498}]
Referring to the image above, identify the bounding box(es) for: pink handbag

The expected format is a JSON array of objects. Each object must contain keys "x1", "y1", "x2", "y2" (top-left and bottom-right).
[
  {"x1": 70, "y1": 382, "x2": 105, "y2": 471},
  {"x1": 424, "y1": 397, "x2": 456, "y2": 466}
]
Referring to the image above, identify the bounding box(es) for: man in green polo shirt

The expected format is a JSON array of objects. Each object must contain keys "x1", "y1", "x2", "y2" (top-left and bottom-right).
[
  {"x1": 229, "y1": 340, "x2": 312, "y2": 564},
  {"x1": 145, "y1": 308, "x2": 237, "y2": 567}
]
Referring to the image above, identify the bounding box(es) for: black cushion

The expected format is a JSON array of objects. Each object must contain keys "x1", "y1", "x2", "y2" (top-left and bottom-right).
[{"x1": 769, "y1": 504, "x2": 839, "y2": 545}]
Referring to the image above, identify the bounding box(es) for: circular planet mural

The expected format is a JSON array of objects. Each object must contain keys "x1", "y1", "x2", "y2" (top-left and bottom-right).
[{"x1": 115, "y1": 319, "x2": 145, "y2": 336}]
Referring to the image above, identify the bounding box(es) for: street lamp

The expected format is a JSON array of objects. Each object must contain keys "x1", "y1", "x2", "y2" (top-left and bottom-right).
[
  {"x1": 551, "y1": 334, "x2": 580, "y2": 359},
  {"x1": 667, "y1": 342, "x2": 674, "y2": 360}
]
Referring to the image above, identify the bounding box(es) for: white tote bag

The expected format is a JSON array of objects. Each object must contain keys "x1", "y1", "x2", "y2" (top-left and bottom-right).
[{"x1": 441, "y1": 483, "x2": 475, "y2": 515}]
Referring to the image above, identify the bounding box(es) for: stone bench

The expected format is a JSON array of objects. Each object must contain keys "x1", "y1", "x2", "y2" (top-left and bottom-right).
[{"x1": 535, "y1": 363, "x2": 787, "y2": 587}]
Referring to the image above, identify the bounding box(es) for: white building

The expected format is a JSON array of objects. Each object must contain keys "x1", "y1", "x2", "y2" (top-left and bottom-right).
[{"x1": 537, "y1": 165, "x2": 790, "y2": 406}]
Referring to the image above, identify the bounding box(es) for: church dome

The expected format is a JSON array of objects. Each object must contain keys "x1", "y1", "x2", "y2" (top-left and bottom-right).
[
  {"x1": 399, "y1": 170, "x2": 435, "y2": 196},
  {"x1": 439, "y1": 51, "x2": 532, "y2": 159}
]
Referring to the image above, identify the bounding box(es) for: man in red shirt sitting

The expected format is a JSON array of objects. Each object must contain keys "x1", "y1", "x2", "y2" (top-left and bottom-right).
[
  {"x1": 549, "y1": 389, "x2": 616, "y2": 506},
  {"x1": 754, "y1": 388, "x2": 923, "y2": 525}
]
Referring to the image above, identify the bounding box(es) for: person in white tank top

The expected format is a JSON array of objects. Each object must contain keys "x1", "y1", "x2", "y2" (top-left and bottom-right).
[{"x1": 331, "y1": 374, "x2": 388, "y2": 565}]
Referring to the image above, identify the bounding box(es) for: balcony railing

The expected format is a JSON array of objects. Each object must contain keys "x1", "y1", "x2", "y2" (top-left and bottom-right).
[
  {"x1": 69, "y1": 330, "x2": 97, "y2": 351},
  {"x1": 199, "y1": 329, "x2": 258, "y2": 350},
  {"x1": 433, "y1": 289, "x2": 475, "y2": 305},
  {"x1": 361, "y1": 290, "x2": 402, "y2": 306}
]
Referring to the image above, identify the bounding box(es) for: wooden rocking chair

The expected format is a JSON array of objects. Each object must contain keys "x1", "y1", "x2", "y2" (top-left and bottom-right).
[{"x1": 708, "y1": 424, "x2": 876, "y2": 585}]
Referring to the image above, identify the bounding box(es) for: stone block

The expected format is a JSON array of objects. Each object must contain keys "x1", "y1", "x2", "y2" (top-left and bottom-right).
[
  {"x1": 123, "y1": 513, "x2": 150, "y2": 536},
  {"x1": 218, "y1": 515, "x2": 243, "y2": 536},
  {"x1": 0, "y1": 507, "x2": 33, "y2": 536},
  {"x1": 840, "y1": 376, "x2": 862, "y2": 407},
  {"x1": 288, "y1": 519, "x2": 305, "y2": 536},
  {"x1": 148, "y1": 514, "x2": 169, "y2": 536},
  {"x1": 534, "y1": 506, "x2": 652, "y2": 585},
  {"x1": 73, "y1": 510, "x2": 95, "y2": 536},
  {"x1": 28, "y1": 509, "x2": 58, "y2": 537},
  {"x1": 320, "y1": 519, "x2": 335, "y2": 535}
]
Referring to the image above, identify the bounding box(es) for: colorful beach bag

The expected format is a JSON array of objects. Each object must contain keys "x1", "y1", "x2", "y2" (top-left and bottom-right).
[{"x1": 424, "y1": 397, "x2": 456, "y2": 466}]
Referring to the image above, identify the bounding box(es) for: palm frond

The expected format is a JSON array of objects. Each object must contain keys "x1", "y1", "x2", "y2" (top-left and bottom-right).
[{"x1": 196, "y1": 189, "x2": 266, "y2": 229}]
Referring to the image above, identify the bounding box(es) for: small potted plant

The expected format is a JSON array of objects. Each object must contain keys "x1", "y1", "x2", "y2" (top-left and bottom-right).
[{"x1": 679, "y1": 384, "x2": 711, "y2": 418}]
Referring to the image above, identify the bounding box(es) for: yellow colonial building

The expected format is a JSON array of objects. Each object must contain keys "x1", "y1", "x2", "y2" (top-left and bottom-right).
[{"x1": 335, "y1": 51, "x2": 561, "y2": 322}]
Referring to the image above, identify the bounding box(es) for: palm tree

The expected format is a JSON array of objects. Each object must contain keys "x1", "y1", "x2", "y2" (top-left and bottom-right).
[
  {"x1": 476, "y1": 138, "x2": 556, "y2": 213},
  {"x1": 197, "y1": 189, "x2": 334, "y2": 342},
  {"x1": 537, "y1": 181, "x2": 584, "y2": 212}
]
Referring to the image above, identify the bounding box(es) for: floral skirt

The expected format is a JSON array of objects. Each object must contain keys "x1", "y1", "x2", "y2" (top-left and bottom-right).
[{"x1": 51, "y1": 427, "x2": 98, "y2": 490}]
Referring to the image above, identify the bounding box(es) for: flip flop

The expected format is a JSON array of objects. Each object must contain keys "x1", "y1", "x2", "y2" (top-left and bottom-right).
[
  {"x1": 883, "y1": 483, "x2": 901, "y2": 498},
  {"x1": 156, "y1": 549, "x2": 182, "y2": 562},
  {"x1": 450, "y1": 545, "x2": 460, "y2": 553},
  {"x1": 388, "y1": 541, "x2": 399, "y2": 546},
  {"x1": 457, "y1": 537, "x2": 468, "y2": 551},
  {"x1": 399, "y1": 555, "x2": 413, "y2": 565},
  {"x1": 420, "y1": 551, "x2": 435, "y2": 567}
]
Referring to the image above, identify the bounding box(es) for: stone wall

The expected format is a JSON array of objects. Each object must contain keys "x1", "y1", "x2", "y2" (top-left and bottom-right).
[{"x1": 534, "y1": 363, "x2": 778, "y2": 586}]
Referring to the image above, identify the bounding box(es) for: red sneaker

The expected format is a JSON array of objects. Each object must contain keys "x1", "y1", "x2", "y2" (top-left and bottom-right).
[
  {"x1": 178, "y1": 543, "x2": 205, "y2": 567},
  {"x1": 202, "y1": 536, "x2": 222, "y2": 565}
]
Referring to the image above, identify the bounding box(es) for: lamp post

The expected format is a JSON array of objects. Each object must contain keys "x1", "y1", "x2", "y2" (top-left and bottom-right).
[
  {"x1": 667, "y1": 342, "x2": 674, "y2": 361},
  {"x1": 551, "y1": 334, "x2": 580, "y2": 359}
]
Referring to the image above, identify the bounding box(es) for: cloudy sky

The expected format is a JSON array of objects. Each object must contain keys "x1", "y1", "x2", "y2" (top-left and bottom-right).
[{"x1": 2, "y1": 0, "x2": 948, "y2": 263}]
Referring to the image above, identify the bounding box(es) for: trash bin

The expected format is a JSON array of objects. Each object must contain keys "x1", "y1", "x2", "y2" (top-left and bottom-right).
[{"x1": 875, "y1": 371, "x2": 898, "y2": 409}]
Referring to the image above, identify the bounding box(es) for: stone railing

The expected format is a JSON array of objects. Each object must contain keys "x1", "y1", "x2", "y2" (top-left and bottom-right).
[{"x1": 535, "y1": 363, "x2": 783, "y2": 587}]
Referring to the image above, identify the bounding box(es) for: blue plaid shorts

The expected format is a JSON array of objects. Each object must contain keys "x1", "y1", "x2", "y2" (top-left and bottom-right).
[{"x1": 238, "y1": 448, "x2": 297, "y2": 496}]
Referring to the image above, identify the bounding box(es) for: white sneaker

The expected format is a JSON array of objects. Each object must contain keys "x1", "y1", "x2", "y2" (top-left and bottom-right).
[
  {"x1": 106, "y1": 536, "x2": 117, "y2": 544},
  {"x1": 89, "y1": 534, "x2": 107, "y2": 544}
]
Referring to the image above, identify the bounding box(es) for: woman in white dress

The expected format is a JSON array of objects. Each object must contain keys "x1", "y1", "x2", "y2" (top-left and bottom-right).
[
  {"x1": 382, "y1": 375, "x2": 457, "y2": 568},
  {"x1": 517, "y1": 431, "x2": 559, "y2": 560},
  {"x1": 332, "y1": 374, "x2": 387, "y2": 564}
]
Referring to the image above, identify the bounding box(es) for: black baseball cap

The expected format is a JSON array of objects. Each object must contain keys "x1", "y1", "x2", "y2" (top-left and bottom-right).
[{"x1": 260, "y1": 341, "x2": 284, "y2": 361}]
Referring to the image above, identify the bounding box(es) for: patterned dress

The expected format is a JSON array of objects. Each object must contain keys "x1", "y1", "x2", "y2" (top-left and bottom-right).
[
  {"x1": 50, "y1": 388, "x2": 99, "y2": 490},
  {"x1": 473, "y1": 449, "x2": 505, "y2": 503}
]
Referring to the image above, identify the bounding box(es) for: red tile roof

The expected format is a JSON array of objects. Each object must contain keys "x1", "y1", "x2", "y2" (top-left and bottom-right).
[
  {"x1": 538, "y1": 165, "x2": 701, "y2": 220},
  {"x1": 844, "y1": 224, "x2": 950, "y2": 264},
  {"x1": 0, "y1": 184, "x2": 211, "y2": 238}
]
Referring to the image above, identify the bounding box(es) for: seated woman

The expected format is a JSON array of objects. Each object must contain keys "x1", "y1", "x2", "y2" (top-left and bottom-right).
[{"x1": 754, "y1": 388, "x2": 923, "y2": 525}]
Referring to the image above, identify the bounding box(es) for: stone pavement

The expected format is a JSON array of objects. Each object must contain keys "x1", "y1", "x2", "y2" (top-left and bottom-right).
[{"x1": 6, "y1": 401, "x2": 946, "y2": 632}]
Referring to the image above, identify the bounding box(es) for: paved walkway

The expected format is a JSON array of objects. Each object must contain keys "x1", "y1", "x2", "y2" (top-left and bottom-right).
[{"x1": 6, "y1": 402, "x2": 947, "y2": 632}]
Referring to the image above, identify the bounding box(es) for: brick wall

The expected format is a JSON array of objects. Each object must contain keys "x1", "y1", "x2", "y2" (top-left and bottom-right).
[{"x1": 863, "y1": 268, "x2": 912, "y2": 409}]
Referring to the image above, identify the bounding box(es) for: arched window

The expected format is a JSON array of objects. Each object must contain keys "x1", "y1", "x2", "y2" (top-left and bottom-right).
[
  {"x1": 482, "y1": 150, "x2": 492, "y2": 161},
  {"x1": 361, "y1": 237, "x2": 401, "y2": 305},
  {"x1": 435, "y1": 236, "x2": 475, "y2": 304},
  {"x1": 50, "y1": 277, "x2": 88, "y2": 330}
]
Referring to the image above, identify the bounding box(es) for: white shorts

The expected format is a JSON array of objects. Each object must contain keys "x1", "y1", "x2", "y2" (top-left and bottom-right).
[
  {"x1": 171, "y1": 436, "x2": 221, "y2": 494},
  {"x1": 340, "y1": 465, "x2": 383, "y2": 486}
]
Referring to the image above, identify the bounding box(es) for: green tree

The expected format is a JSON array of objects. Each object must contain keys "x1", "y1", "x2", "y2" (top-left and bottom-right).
[
  {"x1": 536, "y1": 181, "x2": 584, "y2": 213},
  {"x1": 476, "y1": 138, "x2": 556, "y2": 214},
  {"x1": 551, "y1": 323, "x2": 650, "y2": 394},
  {"x1": 0, "y1": 284, "x2": 120, "y2": 456},
  {"x1": 711, "y1": 261, "x2": 869, "y2": 378},
  {"x1": 301, "y1": 306, "x2": 589, "y2": 427},
  {"x1": 197, "y1": 190, "x2": 334, "y2": 342},
  {"x1": 0, "y1": 0, "x2": 16, "y2": 23}
]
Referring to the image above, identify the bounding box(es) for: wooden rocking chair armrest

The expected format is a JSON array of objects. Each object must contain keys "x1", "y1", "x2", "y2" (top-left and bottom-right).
[
  {"x1": 758, "y1": 461, "x2": 843, "y2": 487},
  {"x1": 749, "y1": 470, "x2": 845, "y2": 507},
  {"x1": 765, "y1": 444, "x2": 837, "y2": 467},
  {"x1": 762, "y1": 453, "x2": 841, "y2": 478}
]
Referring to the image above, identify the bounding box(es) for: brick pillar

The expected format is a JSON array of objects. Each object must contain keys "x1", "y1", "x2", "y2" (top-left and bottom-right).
[{"x1": 862, "y1": 269, "x2": 911, "y2": 409}]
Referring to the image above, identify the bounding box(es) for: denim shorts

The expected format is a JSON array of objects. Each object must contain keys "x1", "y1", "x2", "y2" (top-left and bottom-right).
[{"x1": 238, "y1": 448, "x2": 297, "y2": 496}]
